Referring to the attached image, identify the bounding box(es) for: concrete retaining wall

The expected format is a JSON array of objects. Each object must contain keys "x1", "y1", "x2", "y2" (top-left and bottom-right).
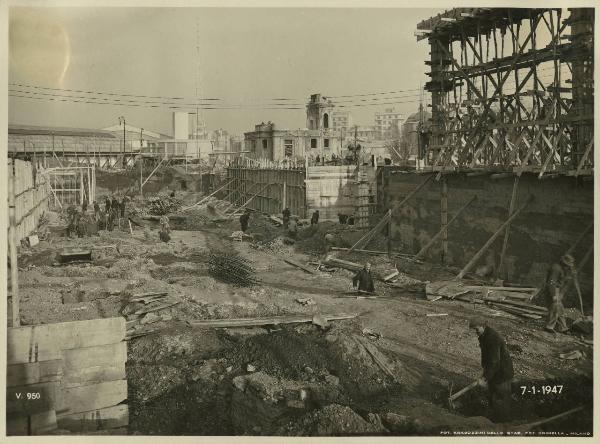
[{"x1": 379, "y1": 168, "x2": 593, "y2": 306}]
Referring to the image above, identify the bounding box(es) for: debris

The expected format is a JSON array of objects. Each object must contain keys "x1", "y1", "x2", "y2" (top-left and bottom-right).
[
  {"x1": 26, "y1": 235, "x2": 40, "y2": 247},
  {"x1": 295, "y1": 298, "x2": 316, "y2": 306},
  {"x1": 140, "y1": 312, "x2": 162, "y2": 325},
  {"x1": 187, "y1": 313, "x2": 357, "y2": 329},
  {"x1": 311, "y1": 314, "x2": 329, "y2": 329},
  {"x1": 133, "y1": 301, "x2": 180, "y2": 316},
  {"x1": 425, "y1": 281, "x2": 470, "y2": 299},
  {"x1": 130, "y1": 292, "x2": 169, "y2": 304},
  {"x1": 146, "y1": 195, "x2": 183, "y2": 215},
  {"x1": 383, "y1": 270, "x2": 399, "y2": 282},
  {"x1": 283, "y1": 258, "x2": 315, "y2": 274},
  {"x1": 558, "y1": 350, "x2": 585, "y2": 360},
  {"x1": 362, "y1": 328, "x2": 382, "y2": 340},
  {"x1": 269, "y1": 216, "x2": 284, "y2": 226},
  {"x1": 246, "y1": 364, "x2": 257, "y2": 372},
  {"x1": 354, "y1": 336, "x2": 398, "y2": 383}
]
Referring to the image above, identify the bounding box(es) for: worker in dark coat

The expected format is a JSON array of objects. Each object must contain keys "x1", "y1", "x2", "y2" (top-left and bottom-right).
[
  {"x1": 469, "y1": 319, "x2": 514, "y2": 423},
  {"x1": 282, "y1": 207, "x2": 291, "y2": 229},
  {"x1": 352, "y1": 262, "x2": 375, "y2": 293},
  {"x1": 544, "y1": 254, "x2": 573, "y2": 333},
  {"x1": 105, "y1": 196, "x2": 111, "y2": 213},
  {"x1": 120, "y1": 196, "x2": 127, "y2": 218},
  {"x1": 111, "y1": 195, "x2": 119, "y2": 214},
  {"x1": 82, "y1": 200, "x2": 88, "y2": 213},
  {"x1": 311, "y1": 210, "x2": 320, "y2": 225},
  {"x1": 93, "y1": 201, "x2": 100, "y2": 220},
  {"x1": 239, "y1": 210, "x2": 250, "y2": 233}
]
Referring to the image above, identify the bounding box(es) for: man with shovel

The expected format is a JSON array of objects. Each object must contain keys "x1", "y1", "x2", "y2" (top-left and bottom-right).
[{"x1": 469, "y1": 319, "x2": 514, "y2": 422}]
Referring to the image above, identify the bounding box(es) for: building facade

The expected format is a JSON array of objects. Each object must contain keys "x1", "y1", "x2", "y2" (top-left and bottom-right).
[
  {"x1": 374, "y1": 107, "x2": 403, "y2": 140},
  {"x1": 331, "y1": 111, "x2": 353, "y2": 132}
]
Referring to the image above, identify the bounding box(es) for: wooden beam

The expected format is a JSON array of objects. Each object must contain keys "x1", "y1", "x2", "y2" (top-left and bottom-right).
[
  {"x1": 441, "y1": 178, "x2": 448, "y2": 264},
  {"x1": 575, "y1": 140, "x2": 593, "y2": 177},
  {"x1": 414, "y1": 195, "x2": 477, "y2": 261},
  {"x1": 496, "y1": 176, "x2": 520, "y2": 280},
  {"x1": 457, "y1": 196, "x2": 533, "y2": 279},
  {"x1": 181, "y1": 178, "x2": 234, "y2": 211},
  {"x1": 188, "y1": 313, "x2": 357, "y2": 328},
  {"x1": 283, "y1": 258, "x2": 315, "y2": 274}
]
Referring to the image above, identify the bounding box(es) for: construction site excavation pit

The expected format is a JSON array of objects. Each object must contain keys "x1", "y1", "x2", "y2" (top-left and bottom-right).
[{"x1": 125, "y1": 317, "x2": 593, "y2": 436}]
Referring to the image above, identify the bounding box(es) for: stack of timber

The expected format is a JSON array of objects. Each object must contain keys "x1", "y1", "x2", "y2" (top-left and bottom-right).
[
  {"x1": 121, "y1": 291, "x2": 178, "y2": 339},
  {"x1": 427, "y1": 281, "x2": 544, "y2": 320},
  {"x1": 6, "y1": 318, "x2": 128, "y2": 435}
]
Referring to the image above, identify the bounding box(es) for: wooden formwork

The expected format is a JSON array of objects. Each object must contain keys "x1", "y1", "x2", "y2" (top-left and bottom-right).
[
  {"x1": 6, "y1": 318, "x2": 128, "y2": 435},
  {"x1": 225, "y1": 167, "x2": 307, "y2": 218},
  {"x1": 7, "y1": 158, "x2": 50, "y2": 244}
]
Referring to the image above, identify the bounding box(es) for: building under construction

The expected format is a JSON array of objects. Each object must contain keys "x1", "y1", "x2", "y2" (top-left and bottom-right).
[{"x1": 5, "y1": 7, "x2": 594, "y2": 438}]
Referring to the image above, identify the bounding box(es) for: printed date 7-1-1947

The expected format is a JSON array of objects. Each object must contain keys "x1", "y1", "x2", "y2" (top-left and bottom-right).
[{"x1": 520, "y1": 385, "x2": 563, "y2": 395}]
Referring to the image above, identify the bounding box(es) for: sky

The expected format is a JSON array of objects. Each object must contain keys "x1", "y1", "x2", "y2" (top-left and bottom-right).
[{"x1": 9, "y1": 7, "x2": 442, "y2": 136}]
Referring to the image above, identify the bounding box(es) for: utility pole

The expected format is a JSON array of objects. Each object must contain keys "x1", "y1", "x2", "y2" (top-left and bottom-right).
[
  {"x1": 140, "y1": 128, "x2": 144, "y2": 199},
  {"x1": 118, "y1": 116, "x2": 126, "y2": 169}
]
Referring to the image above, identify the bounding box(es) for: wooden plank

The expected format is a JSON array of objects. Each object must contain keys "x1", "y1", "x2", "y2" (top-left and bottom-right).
[
  {"x1": 7, "y1": 410, "x2": 57, "y2": 436},
  {"x1": 283, "y1": 258, "x2": 315, "y2": 274},
  {"x1": 188, "y1": 313, "x2": 357, "y2": 328},
  {"x1": 488, "y1": 303, "x2": 542, "y2": 320},
  {"x1": 133, "y1": 301, "x2": 179, "y2": 316},
  {"x1": 63, "y1": 342, "x2": 127, "y2": 372},
  {"x1": 7, "y1": 360, "x2": 62, "y2": 387},
  {"x1": 63, "y1": 364, "x2": 126, "y2": 388},
  {"x1": 8, "y1": 318, "x2": 126, "y2": 365},
  {"x1": 57, "y1": 404, "x2": 129, "y2": 432},
  {"x1": 57, "y1": 380, "x2": 127, "y2": 416},
  {"x1": 7, "y1": 382, "x2": 58, "y2": 415}
]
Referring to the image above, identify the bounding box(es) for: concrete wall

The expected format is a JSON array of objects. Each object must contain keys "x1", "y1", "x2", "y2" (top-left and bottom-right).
[{"x1": 379, "y1": 168, "x2": 593, "y2": 305}]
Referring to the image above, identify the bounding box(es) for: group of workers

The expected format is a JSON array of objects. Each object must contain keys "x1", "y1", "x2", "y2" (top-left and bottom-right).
[{"x1": 66, "y1": 194, "x2": 128, "y2": 238}]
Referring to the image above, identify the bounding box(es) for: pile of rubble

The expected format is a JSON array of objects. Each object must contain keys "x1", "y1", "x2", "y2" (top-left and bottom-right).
[{"x1": 146, "y1": 195, "x2": 183, "y2": 215}]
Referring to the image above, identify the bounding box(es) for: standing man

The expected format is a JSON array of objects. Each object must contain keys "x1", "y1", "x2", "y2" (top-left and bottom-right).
[
  {"x1": 105, "y1": 196, "x2": 111, "y2": 214},
  {"x1": 352, "y1": 262, "x2": 375, "y2": 293},
  {"x1": 282, "y1": 207, "x2": 291, "y2": 230},
  {"x1": 239, "y1": 210, "x2": 250, "y2": 233},
  {"x1": 311, "y1": 210, "x2": 320, "y2": 226},
  {"x1": 120, "y1": 196, "x2": 127, "y2": 220},
  {"x1": 469, "y1": 319, "x2": 514, "y2": 423},
  {"x1": 81, "y1": 199, "x2": 88, "y2": 214},
  {"x1": 544, "y1": 254, "x2": 574, "y2": 334},
  {"x1": 93, "y1": 200, "x2": 100, "y2": 220}
]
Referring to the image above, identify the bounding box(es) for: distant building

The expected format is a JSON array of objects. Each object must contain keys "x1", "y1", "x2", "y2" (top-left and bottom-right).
[
  {"x1": 375, "y1": 107, "x2": 403, "y2": 140},
  {"x1": 400, "y1": 110, "x2": 431, "y2": 157},
  {"x1": 331, "y1": 111, "x2": 353, "y2": 132},
  {"x1": 101, "y1": 123, "x2": 166, "y2": 149},
  {"x1": 244, "y1": 94, "x2": 347, "y2": 162}
]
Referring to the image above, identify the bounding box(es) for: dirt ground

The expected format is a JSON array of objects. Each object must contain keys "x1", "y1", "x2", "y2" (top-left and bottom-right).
[{"x1": 11, "y1": 189, "x2": 594, "y2": 436}]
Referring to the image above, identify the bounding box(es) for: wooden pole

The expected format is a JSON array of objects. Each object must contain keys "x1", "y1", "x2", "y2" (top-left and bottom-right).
[
  {"x1": 348, "y1": 174, "x2": 433, "y2": 253},
  {"x1": 456, "y1": 196, "x2": 533, "y2": 279},
  {"x1": 415, "y1": 195, "x2": 477, "y2": 261},
  {"x1": 8, "y1": 159, "x2": 20, "y2": 327},
  {"x1": 441, "y1": 177, "x2": 448, "y2": 264},
  {"x1": 182, "y1": 179, "x2": 234, "y2": 211},
  {"x1": 387, "y1": 209, "x2": 392, "y2": 258},
  {"x1": 496, "y1": 176, "x2": 520, "y2": 280}
]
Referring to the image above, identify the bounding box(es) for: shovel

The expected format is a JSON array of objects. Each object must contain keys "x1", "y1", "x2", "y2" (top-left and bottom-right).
[{"x1": 448, "y1": 380, "x2": 479, "y2": 409}]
